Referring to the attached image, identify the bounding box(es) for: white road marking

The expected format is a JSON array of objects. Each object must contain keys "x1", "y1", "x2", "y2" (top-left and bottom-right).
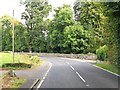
[
  {"x1": 36, "y1": 80, "x2": 44, "y2": 89},
  {"x1": 86, "y1": 84, "x2": 89, "y2": 87},
  {"x1": 36, "y1": 62, "x2": 52, "y2": 89},
  {"x1": 29, "y1": 79, "x2": 39, "y2": 89},
  {"x1": 67, "y1": 62, "x2": 86, "y2": 83},
  {"x1": 43, "y1": 77, "x2": 45, "y2": 80},
  {"x1": 76, "y1": 72, "x2": 86, "y2": 82},
  {"x1": 70, "y1": 66, "x2": 75, "y2": 70},
  {"x1": 44, "y1": 74, "x2": 47, "y2": 77}
]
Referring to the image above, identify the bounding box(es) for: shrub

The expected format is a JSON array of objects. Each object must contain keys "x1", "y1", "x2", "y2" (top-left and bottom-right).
[
  {"x1": 96, "y1": 45, "x2": 108, "y2": 61},
  {"x1": 2, "y1": 63, "x2": 32, "y2": 69}
]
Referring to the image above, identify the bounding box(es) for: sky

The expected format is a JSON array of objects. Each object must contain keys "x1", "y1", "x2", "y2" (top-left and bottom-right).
[{"x1": 0, "y1": 0, "x2": 75, "y2": 21}]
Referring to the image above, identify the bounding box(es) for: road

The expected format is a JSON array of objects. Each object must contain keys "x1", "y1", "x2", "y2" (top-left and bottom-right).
[{"x1": 36, "y1": 56, "x2": 119, "y2": 89}]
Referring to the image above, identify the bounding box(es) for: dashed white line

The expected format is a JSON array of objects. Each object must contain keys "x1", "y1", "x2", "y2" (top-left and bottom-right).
[
  {"x1": 67, "y1": 62, "x2": 86, "y2": 83},
  {"x1": 86, "y1": 84, "x2": 89, "y2": 87},
  {"x1": 76, "y1": 72, "x2": 86, "y2": 82},
  {"x1": 36, "y1": 62, "x2": 52, "y2": 89},
  {"x1": 70, "y1": 66, "x2": 75, "y2": 70}
]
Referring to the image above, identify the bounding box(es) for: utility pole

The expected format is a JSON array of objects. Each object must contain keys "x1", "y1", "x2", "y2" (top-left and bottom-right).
[
  {"x1": 12, "y1": 9, "x2": 14, "y2": 64},
  {"x1": 12, "y1": 9, "x2": 15, "y2": 76}
]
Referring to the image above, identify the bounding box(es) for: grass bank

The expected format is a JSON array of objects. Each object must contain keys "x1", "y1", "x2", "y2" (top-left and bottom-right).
[
  {"x1": 96, "y1": 62, "x2": 119, "y2": 75},
  {"x1": 0, "y1": 52, "x2": 43, "y2": 70}
]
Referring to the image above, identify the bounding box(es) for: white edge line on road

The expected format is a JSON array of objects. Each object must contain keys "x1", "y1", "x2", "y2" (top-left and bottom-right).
[
  {"x1": 76, "y1": 72, "x2": 86, "y2": 82},
  {"x1": 37, "y1": 62, "x2": 52, "y2": 89},
  {"x1": 92, "y1": 64, "x2": 120, "y2": 77},
  {"x1": 29, "y1": 79, "x2": 39, "y2": 90},
  {"x1": 43, "y1": 77, "x2": 46, "y2": 80},
  {"x1": 36, "y1": 80, "x2": 44, "y2": 89}
]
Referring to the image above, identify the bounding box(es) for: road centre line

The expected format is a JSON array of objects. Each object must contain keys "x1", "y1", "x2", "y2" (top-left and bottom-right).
[
  {"x1": 76, "y1": 71, "x2": 86, "y2": 82},
  {"x1": 70, "y1": 66, "x2": 75, "y2": 70},
  {"x1": 36, "y1": 62, "x2": 52, "y2": 89},
  {"x1": 67, "y1": 62, "x2": 86, "y2": 83}
]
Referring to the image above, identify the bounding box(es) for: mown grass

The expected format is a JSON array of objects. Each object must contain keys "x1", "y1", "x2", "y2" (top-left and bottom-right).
[
  {"x1": 0, "y1": 52, "x2": 43, "y2": 69},
  {"x1": 96, "y1": 63, "x2": 119, "y2": 75}
]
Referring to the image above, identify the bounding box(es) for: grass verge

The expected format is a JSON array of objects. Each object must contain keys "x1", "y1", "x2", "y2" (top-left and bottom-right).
[
  {"x1": 96, "y1": 63, "x2": 119, "y2": 75},
  {"x1": 0, "y1": 52, "x2": 43, "y2": 70},
  {"x1": 1, "y1": 73, "x2": 26, "y2": 89}
]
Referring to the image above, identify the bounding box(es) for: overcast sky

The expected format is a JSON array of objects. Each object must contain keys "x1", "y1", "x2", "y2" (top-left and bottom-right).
[{"x1": 0, "y1": 0, "x2": 75, "y2": 21}]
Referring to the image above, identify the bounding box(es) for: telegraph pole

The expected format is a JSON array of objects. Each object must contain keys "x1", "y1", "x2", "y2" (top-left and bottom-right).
[
  {"x1": 12, "y1": 9, "x2": 15, "y2": 76},
  {"x1": 12, "y1": 9, "x2": 14, "y2": 64}
]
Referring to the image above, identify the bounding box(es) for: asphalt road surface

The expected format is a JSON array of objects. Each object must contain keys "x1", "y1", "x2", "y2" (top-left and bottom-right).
[{"x1": 37, "y1": 56, "x2": 119, "y2": 89}]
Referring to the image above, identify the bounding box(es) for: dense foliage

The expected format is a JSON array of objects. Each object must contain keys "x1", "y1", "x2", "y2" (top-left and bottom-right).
[
  {"x1": 1, "y1": 0, "x2": 120, "y2": 67},
  {"x1": 102, "y1": 2, "x2": 120, "y2": 68},
  {"x1": 96, "y1": 45, "x2": 108, "y2": 61},
  {"x1": 47, "y1": 5, "x2": 74, "y2": 53},
  {"x1": 63, "y1": 23, "x2": 89, "y2": 54},
  {"x1": 74, "y1": 1, "x2": 104, "y2": 53},
  {"x1": 21, "y1": 0, "x2": 51, "y2": 52},
  {"x1": 1, "y1": 15, "x2": 28, "y2": 51}
]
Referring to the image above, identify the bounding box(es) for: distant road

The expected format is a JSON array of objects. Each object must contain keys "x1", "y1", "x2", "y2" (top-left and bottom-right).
[{"x1": 37, "y1": 56, "x2": 119, "y2": 89}]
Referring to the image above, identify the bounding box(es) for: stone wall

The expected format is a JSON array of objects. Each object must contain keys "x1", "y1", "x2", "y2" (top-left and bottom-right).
[{"x1": 24, "y1": 53, "x2": 97, "y2": 60}]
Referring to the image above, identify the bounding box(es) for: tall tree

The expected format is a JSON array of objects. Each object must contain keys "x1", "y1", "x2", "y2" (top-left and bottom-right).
[
  {"x1": 73, "y1": 1, "x2": 104, "y2": 53},
  {"x1": 21, "y1": 0, "x2": 51, "y2": 52},
  {"x1": 48, "y1": 5, "x2": 74, "y2": 53},
  {"x1": 0, "y1": 15, "x2": 27, "y2": 51},
  {"x1": 103, "y1": 2, "x2": 120, "y2": 67},
  {"x1": 1, "y1": 15, "x2": 12, "y2": 51}
]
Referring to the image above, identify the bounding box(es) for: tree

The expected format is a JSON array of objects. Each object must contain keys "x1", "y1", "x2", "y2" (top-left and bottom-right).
[
  {"x1": 63, "y1": 22, "x2": 89, "y2": 54},
  {"x1": 1, "y1": 15, "x2": 12, "y2": 51},
  {"x1": 21, "y1": 0, "x2": 51, "y2": 52},
  {"x1": 73, "y1": 1, "x2": 104, "y2": 53},
  {"x1": 48, "y1": 5, "x2": 74, "y2": 53},
  {"x1": 102, "y1": 2, "x2": 120, "y2": 67},
  {"x1": 14, "y1": 23, "x2": 28, "y2": 52},
  {"x1": 0, "y1": 15, "x2": 27, "y2": 51}
]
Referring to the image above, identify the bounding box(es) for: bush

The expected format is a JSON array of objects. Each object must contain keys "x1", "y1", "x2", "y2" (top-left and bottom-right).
[
  {"x1": 2, "y1": 63, "x2": 32, "y2": 69},
  {"x1": 96, "y1": 45, "x2": 108, "y2": 61}
]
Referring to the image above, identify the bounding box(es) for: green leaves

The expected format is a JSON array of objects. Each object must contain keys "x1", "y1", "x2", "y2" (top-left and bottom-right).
[
  {"x1": 96, "y1": 45, "x2": 108, "y2": 61},
  {"x1": 0, "y1": 15, "x2": 27, "y2": 51},
  {"x1": 73, "y1": 1, "x2": 104, "y2": 53},
  {"x1": 21, "y1": 0, "x2": 51, "y2": 52},
  {"x1": 47, "y1": 5, "x2": 74, "y2": 53},
  {"x1": 63, "y1": 23, "x2": 89, "y2": 54}
]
